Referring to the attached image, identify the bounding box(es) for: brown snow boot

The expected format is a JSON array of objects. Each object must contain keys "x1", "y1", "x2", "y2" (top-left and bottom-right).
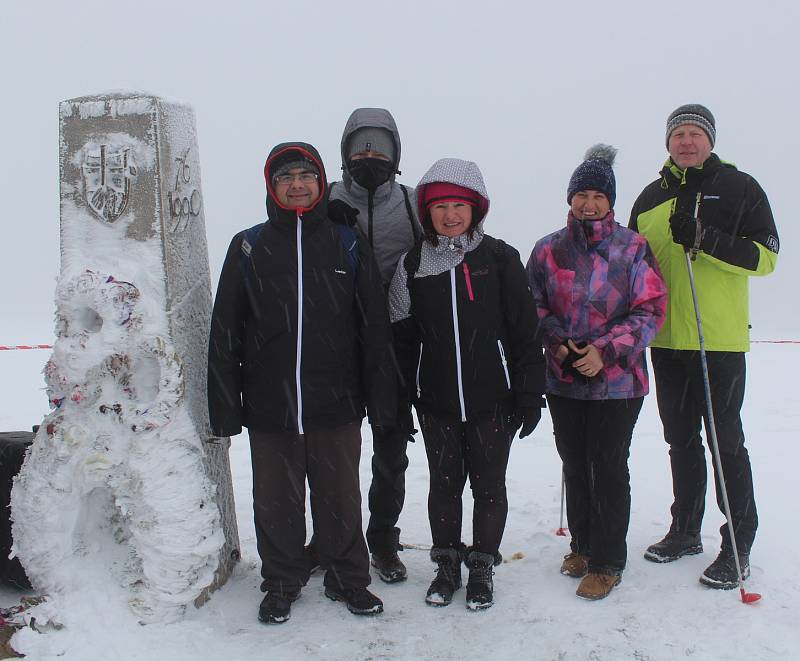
[
  {"x1": 576, "y1": 572, "x2": 621, "y2": 600},
  {"x1": 560, "y1": 552, "x2": 589, "y2": 578}
]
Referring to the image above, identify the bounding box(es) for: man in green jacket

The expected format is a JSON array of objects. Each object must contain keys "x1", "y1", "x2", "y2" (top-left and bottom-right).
[{"x1": 629, "y1": 104, "x2": 779, "y2": 589}]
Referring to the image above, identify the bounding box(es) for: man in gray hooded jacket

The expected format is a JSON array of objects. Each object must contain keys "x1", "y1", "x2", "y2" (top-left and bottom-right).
[{"x1": 328, "y1": 107, "x2": 421, "y2": 582}]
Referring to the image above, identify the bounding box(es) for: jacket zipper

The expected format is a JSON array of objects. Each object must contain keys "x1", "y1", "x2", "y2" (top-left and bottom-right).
[
  {"x1": 497, "y1": 339, "x2": 511, "y2": 389},
  {"x1": 295, "y1": 213, "x2": 304, "y2": 434},
  {"x1": 415, "y1": 342, "x2": 423, "y2": 399},
  {"x1": 462, "y1": 262, "x2": 474, "y2": 301},
  {"x1": 450, "y1": 268, "x2": 467, "y2": 422},
  {"x1": 367, "y1": 189, "x2": 374, "y2": 247}
]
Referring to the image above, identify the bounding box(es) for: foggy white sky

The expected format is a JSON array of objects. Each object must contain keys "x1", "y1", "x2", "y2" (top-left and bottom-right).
[{"x1": 2, "y1": 0, "x2": 798, "y2": 343}]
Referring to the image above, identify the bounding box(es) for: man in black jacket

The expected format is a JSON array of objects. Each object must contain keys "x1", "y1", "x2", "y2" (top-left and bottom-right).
[{"x1": 208, "y1": 142, "x2": 396, "y2": 623}]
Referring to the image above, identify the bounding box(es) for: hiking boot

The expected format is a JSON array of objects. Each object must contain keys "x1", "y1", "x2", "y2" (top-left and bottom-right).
[
  {"x1": 644, "y1": 531, "x2": 703, "y2": 563},
  {"x1": 560, "y1": 552, "x2": 589, "y2": 578},
  {"x1": 699, "y1": 549, "x2": 750, "y2": 590},
  {"x1": 465, "y1": 551, "x2": 495, "y2": 611},
  {"x1": 258, "y1": 589, "x2": 300, "y2": 624},
  {"x1": 576, "y1": 572, "x2": 621, "y2": 600},
  {"x1": 425, "y1": 548, "x2": 462, "y2": 607},
  {"x1": 371, "y1": 550, "x2": 408, "y2": 583},
  {"x1": 324, "y1": 586, "x2": 384, "y2": 615}
]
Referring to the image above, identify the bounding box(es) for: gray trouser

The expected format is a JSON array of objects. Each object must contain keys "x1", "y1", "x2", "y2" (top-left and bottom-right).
[{"x1": 250, "y1": 421, "x2": 370, "y2": 592}]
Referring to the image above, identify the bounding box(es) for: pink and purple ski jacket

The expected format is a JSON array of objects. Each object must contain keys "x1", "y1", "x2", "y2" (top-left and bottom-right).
[{"x1": 526, "y1": 212, "x2": 666, "y2": 400}]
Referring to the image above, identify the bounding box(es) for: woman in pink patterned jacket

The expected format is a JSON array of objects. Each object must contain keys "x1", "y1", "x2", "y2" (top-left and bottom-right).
[{"x1": 526, "y1": 145, "x2": 667, "y2": 601}]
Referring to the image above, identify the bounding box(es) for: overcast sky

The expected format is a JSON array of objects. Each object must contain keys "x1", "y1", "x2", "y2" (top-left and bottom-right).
[{"x1": 2, "y1": 0, "x2": 798, "y2": 344}]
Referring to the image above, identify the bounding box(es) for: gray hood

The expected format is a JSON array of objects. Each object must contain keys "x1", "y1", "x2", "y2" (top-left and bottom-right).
[
  {"x1": 388, "y1": 158, "x2": 491, "y2": 323},
  {"x1": 415, "y1": 158, "x2": 490, "y2": 225},
  {"x1": 340, "y1": 108, "x2": 402, "y2": 186}
]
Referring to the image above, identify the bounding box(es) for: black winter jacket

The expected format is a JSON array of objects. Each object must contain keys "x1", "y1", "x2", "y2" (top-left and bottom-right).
[
  {"x1": 393, "y1": 236, "x2": 545, "y2": 421},
  {"x1": 208, "y1": 142, "x2": 396, "y2": 436}
]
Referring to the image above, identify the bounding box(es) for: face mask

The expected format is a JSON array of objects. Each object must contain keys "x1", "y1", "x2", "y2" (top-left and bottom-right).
[{"x1": 348, "y1": 158, "x2": 395, "y2": 190}]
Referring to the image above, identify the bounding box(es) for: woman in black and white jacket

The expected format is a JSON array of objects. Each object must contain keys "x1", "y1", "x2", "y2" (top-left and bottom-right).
[{"x1": 389, "y1": 158, "x2": 545, "y2": 611}]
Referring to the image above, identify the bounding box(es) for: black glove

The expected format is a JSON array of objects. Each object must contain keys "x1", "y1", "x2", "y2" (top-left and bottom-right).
[
  {"x1": 327, "y1": 199, "x2": 360, "y2": 227},
  {"x1": 515, "y1": 406, "x2": 542, "y2": 439},
  {"x1": 560, "y1": 339, "x2": 590, "y2": 381},
  {"x1": 669, "y1": 211, "x2": 704, "y2": 251}
]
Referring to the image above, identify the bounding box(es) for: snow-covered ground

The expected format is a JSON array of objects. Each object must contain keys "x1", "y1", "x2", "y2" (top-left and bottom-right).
[{"x1": 0, "y1": 343, "x2": 797, "y2": 660}]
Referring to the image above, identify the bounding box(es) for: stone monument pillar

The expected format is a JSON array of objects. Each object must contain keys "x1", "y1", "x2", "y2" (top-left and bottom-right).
[{"x1": 10, "y1": 91, "x2": 239, "y2": 623}]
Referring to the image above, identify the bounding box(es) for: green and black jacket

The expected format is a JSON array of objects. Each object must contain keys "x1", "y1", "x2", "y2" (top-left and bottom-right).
[{"x1": 629, "y1": 153, "x2": 778, "y2": 351}]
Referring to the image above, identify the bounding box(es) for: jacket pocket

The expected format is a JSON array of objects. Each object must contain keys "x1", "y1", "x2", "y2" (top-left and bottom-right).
[{"x1": 497, "y1": 339, "x2": 511, "y2": 390}]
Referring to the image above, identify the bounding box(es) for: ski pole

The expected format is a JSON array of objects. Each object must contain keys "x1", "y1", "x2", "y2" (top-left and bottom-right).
[
  {"x1": 685, "y1": 192, "x2": 761, "y2": 604},
  {"x1": 556, "y1": 470, "x2": 567, "y2": 536}
]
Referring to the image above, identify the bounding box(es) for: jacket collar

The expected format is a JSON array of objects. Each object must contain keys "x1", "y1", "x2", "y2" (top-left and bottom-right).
[
  {"x1": 660, "y1": 152, "x2": 723, "y2": 188},
  {"x1": 567, "y1": 210, "x2": 616, "y2": 247},
  {"x1": 343, "y1": 177, "x2": 394, "y2": 206},
  {"x1": 433, "y1": 227, "x2": 484, "y2": 255}
]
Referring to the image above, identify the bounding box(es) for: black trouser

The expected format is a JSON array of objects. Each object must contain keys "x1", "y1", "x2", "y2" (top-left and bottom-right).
[
  {"x1": 366, "y1": 426, "x2": 411, "y2": 554},
  {"x1": 419, "y1": 410, "x2": 515, "y2": 557},
  {"x1": 249, "y1": 421, "x2": 370, "y2": 593},
  {"x1": 547, "y1": 395, "x2": 643, "y2": 573},
  {"x1": 651, "y1": 348, "x2": 757, "y2": 554}
]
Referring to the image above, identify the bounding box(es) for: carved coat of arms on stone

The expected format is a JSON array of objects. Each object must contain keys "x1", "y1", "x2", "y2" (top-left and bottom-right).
[{"x1": 82, "y1": 145, "x2": 137, "y2": 222}]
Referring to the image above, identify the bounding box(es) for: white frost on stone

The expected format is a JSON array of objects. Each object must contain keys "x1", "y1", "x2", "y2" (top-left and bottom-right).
[{"x1": 11, "y1": 270, "x2": 223, "y2": 624}]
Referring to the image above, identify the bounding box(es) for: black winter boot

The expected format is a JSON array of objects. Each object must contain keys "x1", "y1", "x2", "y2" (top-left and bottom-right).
[
  {"x1": 644, "y1": 531, "x2": 703, "y2": 563},
  {"x1": 324, "y1": 586, "x2": 384, "y2": 615},
  {"x1": 258, "y1": 589, "x2": 300, "y2": 624},
  {"x1": 371, "y1": 550, "x2": 408, "y2": 583},
  {"x1": 425, "y1": 548, "x2": 462, "y2": 607},
  {"x1": 699, "y1": 548, "x2": 750, "y2": 590},
  {"x1": 463, "y1": 545, "x2": 503, "y2": 566},
  {"x1": 465, "y1": 551, "x2": 495, "y2": 611}
]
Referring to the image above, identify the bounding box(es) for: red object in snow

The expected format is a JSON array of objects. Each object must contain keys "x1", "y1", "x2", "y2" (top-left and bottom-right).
[{"x1": 740, "y1": 587, "x2": 762, "y2": 604}]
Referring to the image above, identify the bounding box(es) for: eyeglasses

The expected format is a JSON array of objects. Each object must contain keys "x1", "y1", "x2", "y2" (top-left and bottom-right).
[{"x1": 273, "y1": 172, "x2": 319, "y2": 186}]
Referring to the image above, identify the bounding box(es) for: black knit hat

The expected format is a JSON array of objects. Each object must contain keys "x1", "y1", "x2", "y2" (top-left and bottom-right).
[
  {"x1": 567, "y1": 144, "x2": 618, "y2": 208},
  {"x1": 665, "y1": 104, "x2": 716, "y2": 147},
  {"x1": 269, "y1": 152, "x2": 320, "y2": 181}
]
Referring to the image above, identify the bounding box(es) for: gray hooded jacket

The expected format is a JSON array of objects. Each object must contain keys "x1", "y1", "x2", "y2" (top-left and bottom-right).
[{"x1": 330, "y1": 108, "x2": 421, "y2": 285}]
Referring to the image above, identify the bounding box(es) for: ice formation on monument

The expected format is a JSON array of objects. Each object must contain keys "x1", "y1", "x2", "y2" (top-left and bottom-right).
[{"x1": 10, "y1": 269, "x2": 224, "y2": 623}]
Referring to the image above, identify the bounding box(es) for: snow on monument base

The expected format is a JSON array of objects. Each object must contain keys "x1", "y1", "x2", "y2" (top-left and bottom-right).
[{"x1": 10, "y1": 92, "x2": 239, "y2": 624}]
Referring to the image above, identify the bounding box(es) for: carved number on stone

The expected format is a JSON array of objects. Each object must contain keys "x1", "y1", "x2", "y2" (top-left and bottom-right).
[{"x1": 170, "y1": 148, "x2": 202, "y2": 232}]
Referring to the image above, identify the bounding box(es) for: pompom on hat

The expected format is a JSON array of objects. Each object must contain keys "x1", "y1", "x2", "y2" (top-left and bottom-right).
[{"x1": 567, "y1": 144, "x2": 618, "y2": 208}]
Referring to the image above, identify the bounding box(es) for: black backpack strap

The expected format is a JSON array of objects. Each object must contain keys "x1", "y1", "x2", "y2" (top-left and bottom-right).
[
  {"x1": 490, "y1": 236, "x2": 509, "y2": 266},
  {"x1": 400, "y1": 184, "x2": 421, "y2": 241},
  {"x1": 334, "y1": 223, "x2": 359, "y2": 275},
  {"x1": 403, "y1": 239, "x2": 424, "y2": 293},
  {"x1": 239, "y1": 223, "x2": 264, "y2": 276}
]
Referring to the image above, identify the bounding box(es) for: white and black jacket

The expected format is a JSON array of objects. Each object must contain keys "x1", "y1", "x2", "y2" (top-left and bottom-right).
[
  {"x1": 388, "y1": 158, "x2": 544, "y2": 422},
  {"x1": 208, "y1": 142, "x2": 396, "y2": 436}
]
